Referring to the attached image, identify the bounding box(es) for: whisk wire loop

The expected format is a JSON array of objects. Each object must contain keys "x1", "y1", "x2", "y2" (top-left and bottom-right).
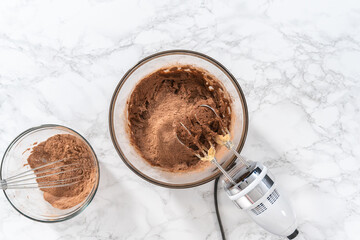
[{"x1": 0, "y1": 158, "x2": 84, "y2": 190}]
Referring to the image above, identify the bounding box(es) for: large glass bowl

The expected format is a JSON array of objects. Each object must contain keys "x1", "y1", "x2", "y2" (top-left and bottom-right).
[
  {"x1": 109, "y1": 50, "x2": 248, "y2": 188},
  {"x1": 0, "y1": 124, "x2": 100, "y2": 222}
]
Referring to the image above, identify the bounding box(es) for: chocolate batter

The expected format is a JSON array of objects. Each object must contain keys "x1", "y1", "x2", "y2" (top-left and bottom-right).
[
  {"x1": 27, "y1": 134, "x2": 97, "y2": 209},
  {"x1": 127, "y1": 65, "x2": 232, "y2": 172}
]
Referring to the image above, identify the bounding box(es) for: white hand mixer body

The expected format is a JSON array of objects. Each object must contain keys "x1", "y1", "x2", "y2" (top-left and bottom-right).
[
  {"x1": 177, "y1": 104, "x2": 299, "y2": 239},
  {"x1": 224, "y1": 160, "x2": 298, "y2": 239}
]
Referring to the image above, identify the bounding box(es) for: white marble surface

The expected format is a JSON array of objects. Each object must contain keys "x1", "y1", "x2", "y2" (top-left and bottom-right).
[{"x1": 0, "y1": 0, "x2": 359, "y2": 239}]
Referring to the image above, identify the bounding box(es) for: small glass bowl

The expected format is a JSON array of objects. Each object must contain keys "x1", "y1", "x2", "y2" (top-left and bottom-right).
[
  {"x1": 0, "y1": 124, "x2": 100, "y2": 222},
  {"x1": 109, "y1": 50, "x2": 249, "y2": 188}
]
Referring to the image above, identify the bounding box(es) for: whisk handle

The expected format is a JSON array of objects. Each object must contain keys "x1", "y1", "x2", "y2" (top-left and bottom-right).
[{"x1": 0, "y1": 179, "x2": 7, "y2": 190}]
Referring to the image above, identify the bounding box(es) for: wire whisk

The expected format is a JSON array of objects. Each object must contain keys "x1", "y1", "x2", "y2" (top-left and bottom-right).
[{"x1": 0, "y1": 158, "x2": 84, "y2": 190}]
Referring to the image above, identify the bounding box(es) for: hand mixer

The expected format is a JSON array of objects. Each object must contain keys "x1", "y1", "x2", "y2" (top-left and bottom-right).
[
  {"x1": 0, "y1": 158, "x2": 84, "y2": 190},
  {"x1": 176, "y1": 105, "x2": 299, "y2": 239}
]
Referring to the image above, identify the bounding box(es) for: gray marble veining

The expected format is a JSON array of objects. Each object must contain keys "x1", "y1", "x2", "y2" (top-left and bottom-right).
[{"x1": 0, "y1": 0, "x2": 359, "y2": 239}]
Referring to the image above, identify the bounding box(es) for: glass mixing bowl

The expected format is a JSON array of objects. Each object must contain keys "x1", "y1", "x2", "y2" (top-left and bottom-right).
[
  {"x1": 109, "y1": 50, "x2": 248, "y2": 188},
  {"x1": 0, "y1": 124, "x2": 100, "y2": 222}
]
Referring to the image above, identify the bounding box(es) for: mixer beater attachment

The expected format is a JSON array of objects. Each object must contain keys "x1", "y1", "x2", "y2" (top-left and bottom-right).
[
  {"x1": 196, "y1": 104, "x2": 250, "y2": 169},
  {"x1": 177, "y1": 121, "x2": 236, "y2": 185}
]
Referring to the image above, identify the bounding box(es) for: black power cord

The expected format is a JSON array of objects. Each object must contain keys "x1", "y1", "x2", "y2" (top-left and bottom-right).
[
  {"x1": 214, "y1": 161, "x2": 236, "y2": 240},
  {"x1": 214, "y1": 176, "x2": 226, "y2": 240}
]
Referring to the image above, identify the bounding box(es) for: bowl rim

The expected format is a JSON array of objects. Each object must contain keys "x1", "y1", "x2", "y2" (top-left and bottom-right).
[
  {"x1": 109, "y1": 49, "x2": 248, "y2": 188},
  {"x1": 0, "y1": 124, "x2": 100, "y2": 223}
]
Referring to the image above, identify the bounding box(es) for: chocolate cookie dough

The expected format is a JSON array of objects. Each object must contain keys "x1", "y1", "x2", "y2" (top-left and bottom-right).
[{"x1": 127, "y1": 65, "x2": 232, "y2": 172}]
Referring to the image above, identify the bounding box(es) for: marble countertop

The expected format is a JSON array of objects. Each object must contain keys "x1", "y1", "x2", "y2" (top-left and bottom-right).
[{"x1": 1, "y1": 0, "x2": 359, "y2": 239}]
